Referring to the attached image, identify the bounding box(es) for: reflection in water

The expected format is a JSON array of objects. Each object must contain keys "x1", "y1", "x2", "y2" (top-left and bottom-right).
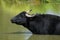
[
  {"x1": 0, "y1": 33, "x2": 32, "y2": 40},
  {"x1": 28, "y1": 35, "x2": 60, "y2": 40},
  {"x1": 7, "y1": 32, "x2": 32, "y2": 34},
  {"x1": 0, "y1": 33, "x2": 60, "y2": 40}
]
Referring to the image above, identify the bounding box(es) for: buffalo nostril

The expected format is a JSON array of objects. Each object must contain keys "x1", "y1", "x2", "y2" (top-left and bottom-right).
[
  {"x1": 11, "y1": 19, "x2": 16, "y2": 23},
  {"x1": 11, "y1": 20, "x2": 13, "y2": 23}
]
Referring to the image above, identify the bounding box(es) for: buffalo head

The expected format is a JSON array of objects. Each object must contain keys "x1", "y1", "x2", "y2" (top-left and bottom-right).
[{"x1": 11, "y1": 10, "x2": 35, "y2": 25}]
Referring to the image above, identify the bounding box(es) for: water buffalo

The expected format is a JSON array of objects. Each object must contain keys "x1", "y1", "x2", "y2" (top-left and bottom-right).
[{"x1": 11, "y1": 10, "x2": 60, "y2": 35}]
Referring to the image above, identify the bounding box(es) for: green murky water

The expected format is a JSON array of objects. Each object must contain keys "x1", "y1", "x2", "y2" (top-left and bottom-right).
[{"x1": 0, "y1": 0, "x2": 60, "y2": 40}]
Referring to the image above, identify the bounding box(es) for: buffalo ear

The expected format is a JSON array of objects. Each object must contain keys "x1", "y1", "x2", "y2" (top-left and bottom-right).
[
  {"x1": 25, "y1": 10, "x2": 35, "y2": 17},
  {"x1": 26, "y1": 9, "x2": 32, "y2": 13}
]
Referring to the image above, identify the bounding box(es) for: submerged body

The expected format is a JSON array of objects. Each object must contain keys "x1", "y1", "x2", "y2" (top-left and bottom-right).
[{"x1": 11, "y1": 11, "x2": 60, "y2": 35}]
